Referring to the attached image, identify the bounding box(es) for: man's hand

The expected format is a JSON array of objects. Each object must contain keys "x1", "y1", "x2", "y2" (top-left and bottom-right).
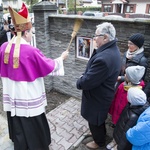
[{"x1": 61, "y1": 50, "x2": 69, "y2": 60}]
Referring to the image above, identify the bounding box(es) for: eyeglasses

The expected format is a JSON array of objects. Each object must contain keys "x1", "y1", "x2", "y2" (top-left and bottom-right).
[{"x1": 93, "y1": 34, "x2": 104, "y2": 38}]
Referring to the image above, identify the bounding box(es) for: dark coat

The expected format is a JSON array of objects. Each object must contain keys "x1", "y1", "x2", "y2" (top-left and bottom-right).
[
  {"x1": 0, "y1": 30, "x2": 7, "y2": 46},
  {"x1": 76, "y1": 40, "x2": 121, "y2": 126},
  {"x1": 121, "y1": 51, "x2": 148, "y2": 81},
  {"x1": 143, "y1": 82, "x2": 150, "y2": 102},
  {"x1": 114, "y1": 102, "x2": 150, "y2": 150},
  {"x1": 0, "y1": 27, "x2": 13, "y2": 46}
]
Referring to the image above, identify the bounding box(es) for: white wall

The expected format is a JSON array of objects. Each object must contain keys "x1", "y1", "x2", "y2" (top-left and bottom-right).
[
  {"x1": 3, "y1": 0, "x2": 22, "y2": 9},
  {"x1": 135, "y1": 2, "x2": 147, "y2": 14},
  {"x1": 129, "y1": 1, "x2": 150, "y2": 14}
]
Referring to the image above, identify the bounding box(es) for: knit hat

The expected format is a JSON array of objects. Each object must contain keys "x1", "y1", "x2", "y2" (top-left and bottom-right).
[
  {"x1": 129, "y1": 33, "x2": 144, "y2": 49},
  {"x1": 125, "y1": 66, "x2": 145, "y2": 84},
  {"x1": 127, "y1": 87, "x2": 147, "y2": 105}
]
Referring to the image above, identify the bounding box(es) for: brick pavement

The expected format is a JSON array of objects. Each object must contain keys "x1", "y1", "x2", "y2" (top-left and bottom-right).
[
  {"x1": 0, "y1": 97, "x2": 91, "y2": 150},
  {"x1": 0, "y1": 115, "x2": 13, "y2": 150},
  {"x1": 47, "y1": 97, "x2": 90, "y2": 150}
]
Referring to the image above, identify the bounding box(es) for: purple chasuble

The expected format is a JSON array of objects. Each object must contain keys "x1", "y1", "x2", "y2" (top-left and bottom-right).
[{"x1": 0, "y1": 42, "x2": 55, "y2": 81}]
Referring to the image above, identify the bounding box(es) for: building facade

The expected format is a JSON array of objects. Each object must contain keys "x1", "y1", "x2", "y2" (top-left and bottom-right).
[
  {"x1": 2, "y1": 0, "x2": 22, "y2": 11},
  {"x1": 101, "y1": 0, "x2": 150, "y2": 14}
]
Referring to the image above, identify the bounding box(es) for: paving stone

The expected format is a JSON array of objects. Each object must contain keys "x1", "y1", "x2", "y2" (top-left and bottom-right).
[
  {"x1": 58, "y1": 138, "x2": 73, "y2": 150},
  {"x1": 68, "y1": 135, "x2": 78, "y2": 143},
  {"x1": 61, "y1": 123, "x2": 73, "y2": 132},
  {"x1": 73, "y1": 121, "x2": 85, "y2": 131},
  {"x1": 70, "y1": 128, "x2": 82, "y2": 139},
  {"x1": 55, "y1": 126, "x2": 65, "y2": 135},
  {"x1": 49, "y1": 139, "x2": 62, "y2": 150},
  {"x1": 51, "y1": 132, "x2": 63, "y2": 143},
  {"x1": 47, "y1": 98, "x2": 89, "y2": 150},
  {"x1": 55, "y1": 118, "x2": 66, "y2": 127}
]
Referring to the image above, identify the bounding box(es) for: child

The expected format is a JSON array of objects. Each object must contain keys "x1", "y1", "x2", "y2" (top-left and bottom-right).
[
  {"x1": 126, "y1": 106, "x2": 150, "y2": 150},
  {"x1": 106, "y1": 87, "x2": 150, "y2": 150},
  {"x1": 109, "y1": 65, "x2": 145, "y2": 125}
]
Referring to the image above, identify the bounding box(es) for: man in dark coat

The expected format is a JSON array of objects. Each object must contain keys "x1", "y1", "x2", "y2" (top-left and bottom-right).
[{"x1": 76, "y1": 22, "x2": 121, "y2": 149}]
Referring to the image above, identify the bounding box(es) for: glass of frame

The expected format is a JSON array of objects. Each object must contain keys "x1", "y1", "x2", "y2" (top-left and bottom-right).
[{"x1": 76, "y1": 36, "x2": 93, "y2": 60}]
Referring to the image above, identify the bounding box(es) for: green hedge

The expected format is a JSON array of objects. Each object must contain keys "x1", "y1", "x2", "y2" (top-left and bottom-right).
[{"x1": 68, "y1": 6, "x2": 101, "y2": 13}]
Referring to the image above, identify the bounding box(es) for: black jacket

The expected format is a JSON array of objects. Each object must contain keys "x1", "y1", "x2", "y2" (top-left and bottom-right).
[
  {"x1": 120, "y1": 51, "x2": 148, "y2": 81},
  {"x1": 114, "y1": 102, "x2": 150, "y2": 150},
  {"x1": 0, "y1": 27, "x2": 13, "y2": 46},
  {"x1": 144, "y1": 82, "x2": 150, "y2": 102},
  {"x1": 76, "y1": 40, "x2": 121, "y2": 126}
]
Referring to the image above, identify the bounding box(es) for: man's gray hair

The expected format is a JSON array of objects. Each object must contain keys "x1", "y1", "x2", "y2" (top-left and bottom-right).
[{"x1": 96, "y1": 22, "x2": 116, "y2": 41}]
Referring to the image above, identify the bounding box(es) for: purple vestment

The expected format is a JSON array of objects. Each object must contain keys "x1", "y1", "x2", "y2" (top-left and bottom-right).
[{"x1": 0, "y1": 42, "x2": 55, "y2": 81}]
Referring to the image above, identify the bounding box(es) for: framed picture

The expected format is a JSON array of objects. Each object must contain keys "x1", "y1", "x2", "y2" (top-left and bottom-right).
[{"x1": 76, "y1": 36, "x2": 93, "y2": 60}]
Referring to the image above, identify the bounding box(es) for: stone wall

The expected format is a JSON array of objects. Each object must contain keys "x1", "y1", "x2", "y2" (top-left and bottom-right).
[
  {"x1": 33, "y1": 2, "x2": 150, "y2": 99},
  {"x1": 48, "y1": 16, "x2": 150, "y2": 98}
]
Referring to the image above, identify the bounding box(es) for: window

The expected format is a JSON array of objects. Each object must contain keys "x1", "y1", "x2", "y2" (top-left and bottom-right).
[
  {"x1": 146, "y1": 4, "x2": 150, "y2": 14},
  {"x1": 125, "y1": 4, "x2": 135, "y2": 13},
  {"x1": 76, "y1": 37, "x2": 93, "y2": 60},
  {"x1": 103, "y1": 4, "x2": 113, "y2": 12}
]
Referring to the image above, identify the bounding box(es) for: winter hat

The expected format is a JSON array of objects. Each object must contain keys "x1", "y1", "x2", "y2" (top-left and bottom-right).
[
  {"x1": 125, "y1": 65, "x2": 145, "y2": 84},
  {"x1": 129, "y1": 33, "x2": 144, "y2": 48},
  {"x1": 127, "y1": 87, "x2": 147, "y2": 105}
]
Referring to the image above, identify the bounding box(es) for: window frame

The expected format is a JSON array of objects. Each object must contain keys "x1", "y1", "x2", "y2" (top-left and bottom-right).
[
  {"x1": 146, "y1": 4, "x2": 150, "y2": 14},
  {"x1": 102, "y1": 4, "x2": 113, "y2": 12},
  {"x1": 124, "y1": 4, "x2": 136, "y2": 13}
]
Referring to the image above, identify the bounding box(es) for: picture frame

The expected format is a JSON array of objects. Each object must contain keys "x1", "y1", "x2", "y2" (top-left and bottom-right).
[{"x1": 76, "y1": 36, "x2": 94, "y2": 60}]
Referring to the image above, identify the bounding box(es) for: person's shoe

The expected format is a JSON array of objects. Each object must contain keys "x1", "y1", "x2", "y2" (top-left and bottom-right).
[
  {"x1": 106, "y1": 139, "x2": 116, "y2": 149},
  {"x1": 86, "y1": 141, "x2": 99, "y2": 149}
]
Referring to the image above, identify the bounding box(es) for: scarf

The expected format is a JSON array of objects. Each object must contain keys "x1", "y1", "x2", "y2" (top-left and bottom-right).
[
  {"x1": 123, "y1": 82, "x2": 142, "y2": 91},
  {"x1": 126, "y1": 47, "x2": 144, "y2": 59}
]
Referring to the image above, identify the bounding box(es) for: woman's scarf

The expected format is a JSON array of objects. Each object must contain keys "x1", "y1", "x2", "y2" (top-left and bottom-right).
[{"x1": 126, "y1": 47, "x2": 144, "y2": 59}]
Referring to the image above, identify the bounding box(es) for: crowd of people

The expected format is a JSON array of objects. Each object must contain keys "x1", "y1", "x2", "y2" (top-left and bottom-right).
[
  {"x1": 76, "y1": 21, "x2": 150, "y2": 150},
  {"x1": 0, "y1": 2, "x2": 150, "y2": 150}
]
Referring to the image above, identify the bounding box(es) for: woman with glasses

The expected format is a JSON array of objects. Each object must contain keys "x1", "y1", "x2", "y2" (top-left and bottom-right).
[{"x1": 117, "y1": 33, "x2": 148, "y2": 86}]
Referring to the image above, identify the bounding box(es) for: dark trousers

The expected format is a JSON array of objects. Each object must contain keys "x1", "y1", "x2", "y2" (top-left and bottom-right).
[
  {"x1": 7, "y1": 112, "x2": 51, "y2": 150},
  {"x1": 89, "y1": 122, "x2": 106, "y2": 147}
]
